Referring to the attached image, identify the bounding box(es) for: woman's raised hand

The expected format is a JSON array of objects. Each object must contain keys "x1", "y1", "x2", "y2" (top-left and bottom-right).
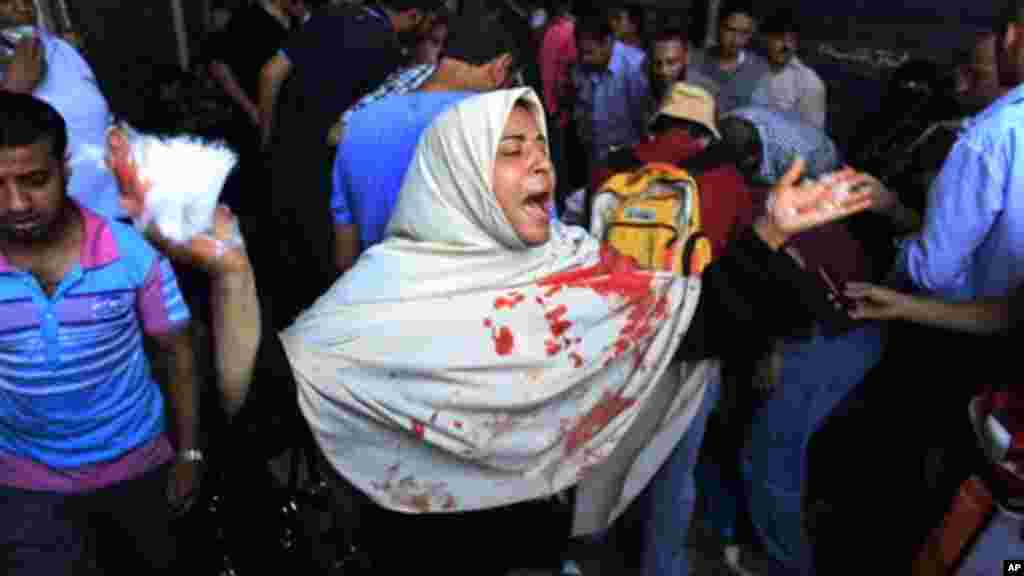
[{"x1": 767, "y1": 158, "x2": 876, "y2": 236}]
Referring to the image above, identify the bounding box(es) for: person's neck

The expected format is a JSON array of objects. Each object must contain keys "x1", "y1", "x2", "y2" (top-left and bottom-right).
[
  {"x1": 0, "y1": 203, "x2": 81, "y2": 270},
  {"x1": 716, "y1": 46, "x2": 741, "y2": 69},
  {"x1": 418, "y1": 59, "x2": 466, "y2": 92}
]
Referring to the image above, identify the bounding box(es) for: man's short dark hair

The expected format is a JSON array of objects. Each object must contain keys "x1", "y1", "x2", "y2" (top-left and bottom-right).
[
  {"x1": 379, "y1": 0, "x2": 444, "y2": 12},
  {"x1": 760, "y1": 8, "x2": 798, "y2": 36},
  {"x1": 718, "y1": 0, "x2": 755, "y2": 24},
  {"x1": 444, "y1": 6, "x2": 525, "y2": 69},
  {"x1": 0, "y1": 92, "x2": 68, "y2": 161},
  {"x1": 652, "y1": 24, "x2": 689, "y2": 47},
  {"x1": 717, "y1": 115, "x2": 761, "y2": 174},
  {"x1": 575, "y1": 9, "x2": 613, "y2": 43},
  {"x1": 1001, "y1": 0, "x2": 1024, "y2": 27},
  {"x1": 609, "y1": 5, "x2": 645, "y2": 31}
]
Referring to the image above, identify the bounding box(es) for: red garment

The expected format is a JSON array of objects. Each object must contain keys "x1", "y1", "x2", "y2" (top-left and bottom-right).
[
  {"x1": 590, "y1": 132, "x2": 755, "y2": 256},
  {"x1": 539, "y1": 16, "x2": 577, "y2": 128}
]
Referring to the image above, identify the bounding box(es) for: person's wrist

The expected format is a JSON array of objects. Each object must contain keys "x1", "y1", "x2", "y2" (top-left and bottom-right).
[
  {"x1": 177, "y1": 448, "x2": 204, "y2": 464},
  {"x1": 753, "y1": 216, "x2": 788, "y2": 250}
]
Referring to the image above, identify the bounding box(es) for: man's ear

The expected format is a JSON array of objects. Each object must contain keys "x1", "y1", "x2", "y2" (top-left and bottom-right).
[
  {"x1": 486, "y1": 53, "x2": 513, "y2": 89},
  {"x1": 106, "y1": 127, "x2": 131, "y2": 167},
  {"x1": 1005, "y1": 22, "x2": 1020, "y2": 53}
]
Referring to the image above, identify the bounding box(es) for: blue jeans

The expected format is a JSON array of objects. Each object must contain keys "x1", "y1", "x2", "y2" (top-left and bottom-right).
[
  {"x1": 741, "y1": 324, "x2": 885, "y2": 575},
  {"x1": 638, "y1": 371, "x2": 720, "y2": 576}
]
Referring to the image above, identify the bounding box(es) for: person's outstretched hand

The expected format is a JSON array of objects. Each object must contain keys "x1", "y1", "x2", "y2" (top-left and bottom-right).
[
  {"x1": 768, "y1": 158, "x2": 876, "y2": 236},
  {"x1": 843, "y1": 282, "x2": 916, "y2": 321}
]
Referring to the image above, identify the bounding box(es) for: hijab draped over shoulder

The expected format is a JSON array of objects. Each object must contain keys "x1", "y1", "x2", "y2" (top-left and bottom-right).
[{"x1": 280, "y1": 88, "x2": 710, "y2": 533}]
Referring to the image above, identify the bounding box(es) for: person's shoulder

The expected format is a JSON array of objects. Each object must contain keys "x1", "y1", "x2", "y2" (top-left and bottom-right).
[
  {"x1": 619, "y1": 41, "x2": 646, "y2": 63},
  {"x1": 103, "y1": 215, "x2": 156, "y2": 261},
  {"x1": 959, "y1": 86, "x2": 1024, "y2": 152},
  {"x1": 742, "y1": 52, "x2": 770, "y2": 75},
  {"x1": 792, "y1": 57, "x2": 825, "y2": 88}
]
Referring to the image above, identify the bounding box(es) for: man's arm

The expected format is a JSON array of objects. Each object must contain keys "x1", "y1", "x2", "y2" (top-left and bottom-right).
[
  {"x1": 151, "y1": 327, "x2": 200, "y2": 456},
  {"x1": 892, "y1": 134, "x2": 1006, "y2": 295},
  {"x1": 210, "y1": 257, "x2": 261, "y2": 415},
  {"x1": 257, "y1": 52, "x2": 292, "y2": 146},
  {"x1": 331, "y1": 142, "x2": 360, "y2": 275},
  {"x1": 209, "y1": 60, "x2": 260, "y2": 126},
  {"x1": 144, "y1": 208, "x2": 262, "y2": 417},
  {"x1": 334, "y1": 223, "x2": 360, "y2": 275},
  {"x1": 845, "y1": 283, "x2": 1012, "y2": 335}
]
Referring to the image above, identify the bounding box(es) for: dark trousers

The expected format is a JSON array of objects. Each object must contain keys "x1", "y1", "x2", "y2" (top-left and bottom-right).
[
  {"x1": 808, "y1": 323, "x2": 1003, "y2": 572},
  {"x1": 0, "y1": 463, "x2": 177, "y2": 575},
  {"x1": 337, "y1": 470, "x2": 573, "y2": 575}
]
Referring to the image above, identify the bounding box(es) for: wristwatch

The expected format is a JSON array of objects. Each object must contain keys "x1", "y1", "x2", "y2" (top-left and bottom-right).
[{"x1": 178, "y1": 448, "x2": 204, "y2": 464}]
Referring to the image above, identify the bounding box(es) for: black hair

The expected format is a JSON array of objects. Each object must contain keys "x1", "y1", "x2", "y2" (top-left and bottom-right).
[
  {"x1": 575, "y1": 9, "x2": 614, "y2": 42},
  {"x1": 1001, "y1": 0, "x2": 1024, "y2": 27},
  {"x1": 444, "y1": 6, "x2": 524, "y2": 69},
  {"x1": 379, "y1": 0, "x2": 444, "y2": 11},
  {"x1": 716, "y1": 115, "x2": 762, "y2": 176},
  {"x1": 652, "y1": 24, "x2": 689, "y2": 47},
  {"x1": 608, "y1": 4, "x2": 645, "y2": 32},
  {"x1": 760, "y1": 8, "x2": 798, "y2": 36},
  {"x1": 0, "y1": 92, "x2": 68, "y2": 161},
  {"x1": 718, "y1": 0, "x2": 755, "y2": 25}
]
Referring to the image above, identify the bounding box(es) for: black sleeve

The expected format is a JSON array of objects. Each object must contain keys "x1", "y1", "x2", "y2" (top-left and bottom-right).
[{"x1": 674, "y1": 227, "x2": 861, "y2": 362}]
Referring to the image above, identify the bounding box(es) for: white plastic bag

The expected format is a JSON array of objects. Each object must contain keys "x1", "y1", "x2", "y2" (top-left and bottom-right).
[{"x1": 103, "y1": 124, "x2": 238, "y2": 244}]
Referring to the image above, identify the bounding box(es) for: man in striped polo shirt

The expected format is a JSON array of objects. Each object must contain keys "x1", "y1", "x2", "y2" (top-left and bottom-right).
[{"x1": 0, "y1": 93, "x2": 199, "y2": 574}]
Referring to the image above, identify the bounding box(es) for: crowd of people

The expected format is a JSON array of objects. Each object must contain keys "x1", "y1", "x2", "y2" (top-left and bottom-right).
[{"x1": 1, "y1": 0, "x2": 1022, "y2": 575}]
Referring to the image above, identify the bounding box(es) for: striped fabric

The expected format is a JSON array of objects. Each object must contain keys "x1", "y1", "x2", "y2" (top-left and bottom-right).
[{"x1": 0, "y1": 206, "x2": 189, "y2": 476}]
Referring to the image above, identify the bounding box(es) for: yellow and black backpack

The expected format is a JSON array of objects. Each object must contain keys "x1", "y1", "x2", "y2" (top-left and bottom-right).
[{"x1": 592, "y1": 162, "x2": 713, "y2": 276}]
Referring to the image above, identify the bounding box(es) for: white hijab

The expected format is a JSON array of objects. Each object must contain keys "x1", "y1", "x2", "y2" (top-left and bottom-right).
[{"x1": 281, "y1": 88, "x2": 710, "y2": 532}]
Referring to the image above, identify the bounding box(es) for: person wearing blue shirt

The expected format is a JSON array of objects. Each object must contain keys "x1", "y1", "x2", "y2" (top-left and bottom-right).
[
  {"x1": 331, "y1": 14, "x2": 557, "y2": 275},
  {"x1": 892, "y1": 86, "x2": 1024, "y2": 301},
  {"x1": 572, "y1": 10, "x2": 650, "y2": 165}
]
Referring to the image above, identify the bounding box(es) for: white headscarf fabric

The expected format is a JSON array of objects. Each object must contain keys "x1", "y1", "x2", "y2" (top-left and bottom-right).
[{"x1": 280, "y1": 88, "x2": 708, "y2": 531}]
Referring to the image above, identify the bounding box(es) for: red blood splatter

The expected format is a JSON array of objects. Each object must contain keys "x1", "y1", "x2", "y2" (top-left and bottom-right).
[
  {"x1": 654, "y1": 294, "x2": 670, "y2": 319},
  {"x1": 536, "y1": 297, "x2": 545, "y2": 305},
  {"x1": 544, "y1": 305, "x2": 573, "y2": 338},
  {"x1": 565, "y1": 391, "x2": 637, "y2": 455},
  {"x1": 454, "y1": 421, "x2": 463, "y2": 429},
  {"x1": 544, "y1": 284, "x2": 565, "y2": 298},
  {"x1": 494, "y1": 292, "x2": 526, "y2": 310},
  {"x1": 569, "y1": 352, "x2": 584, "y2": 368},
  {"x1": 545, "y1": 339, "x2": 562, "y2": 356},
  {"x1": 545, "y1": 305, "x2": 568, "y2": 322},
  {"x1": 493, "y1": 326, "x2": 515, "y2": 356},
  {"x1": 483, "y1": 318, "x2": 493, "y2": 328},
  {"x1": 538, "y1": 246, "x2": 652, "y2": 301},
  {"x1": 412, "y1": 420, "x2": 425, "y2": 439}
]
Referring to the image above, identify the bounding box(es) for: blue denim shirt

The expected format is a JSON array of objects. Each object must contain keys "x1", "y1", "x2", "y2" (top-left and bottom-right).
[
  {"x1": 573, "y1": 41, "x2": 650, "y2": 162},
  {"x1": 893, "y1": 85, "x2": 1024, "y2": 300}
]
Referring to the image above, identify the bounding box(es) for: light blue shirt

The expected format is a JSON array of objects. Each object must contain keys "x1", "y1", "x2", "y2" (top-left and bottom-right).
[
  {"x1": 574, "y1": 41, "x2": 650, "y2": 161},
  {"x1": 725, "y1": 106, "x2": 840, "y2": 184},
  {"x1": 893, "y1": 85, "x2": 1024, "y2": 300}
]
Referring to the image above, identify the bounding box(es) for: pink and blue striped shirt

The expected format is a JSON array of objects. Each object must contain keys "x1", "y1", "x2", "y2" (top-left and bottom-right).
[{"x1": 0, "y1": 206, "x2": 190, "y2": 492}]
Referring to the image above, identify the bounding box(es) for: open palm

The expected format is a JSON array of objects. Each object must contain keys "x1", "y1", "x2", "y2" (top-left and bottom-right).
[{"x1": 769, "y1": 158, "x2": 876, "y2": 235}]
